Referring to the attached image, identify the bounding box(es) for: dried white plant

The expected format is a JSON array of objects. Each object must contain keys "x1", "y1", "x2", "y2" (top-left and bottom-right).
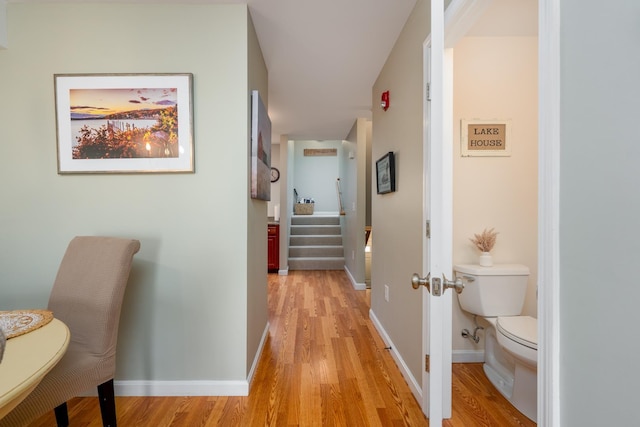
[{"x1": 469, "y1": 228, "x2": 498, "y2": 253}]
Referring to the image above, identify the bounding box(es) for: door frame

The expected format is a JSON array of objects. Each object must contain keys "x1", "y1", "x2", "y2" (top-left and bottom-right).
[
  {"x1": 424, "y1": 0, "x2": 561, "y2": 425},
  {"x1": 537, "y1": 0, "x2": 560, "y2": 425}
]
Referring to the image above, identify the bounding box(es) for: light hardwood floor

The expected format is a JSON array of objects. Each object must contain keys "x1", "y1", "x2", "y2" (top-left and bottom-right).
[{"x1": 28, "y1": 270, "x2": 535, "y2": 426}]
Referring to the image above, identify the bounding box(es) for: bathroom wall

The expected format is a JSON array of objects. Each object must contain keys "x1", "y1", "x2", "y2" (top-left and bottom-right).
[{"x1": 452, "y1": 36, "x2": 538, "y2": 354}]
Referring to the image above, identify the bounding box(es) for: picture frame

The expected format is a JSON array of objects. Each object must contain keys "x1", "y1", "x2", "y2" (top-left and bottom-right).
[
  {"x1": 251, "y1": 90, "x2": 271, "y2": 200},
  {"x1": 54, "y1": 73, "x2": 194, "y2": 174},
  {"x1": 376, "y1": 151, "x2": 396, "y2": 194},
  {"x1": 460, "y1": 118, "x2": 512, "y2": 157}
]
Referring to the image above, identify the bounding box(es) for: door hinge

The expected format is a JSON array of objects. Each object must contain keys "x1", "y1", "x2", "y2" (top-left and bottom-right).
[
  {"x1": 426, "y1": 83, "x2": 431, "y2": 102},
  {"x1": 426, "y1": 220, "x2": 431, "y2": 238},
  {"x1": 425, "y1": 354, "x2": 430, "y2": 372}
]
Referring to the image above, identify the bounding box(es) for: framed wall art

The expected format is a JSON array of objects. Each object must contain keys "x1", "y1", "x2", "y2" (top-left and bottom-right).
[
  {"x1": 54, "y1": 73, "x2": 194, "y2": 174},
  {"x1": 376, "y1": 151, "x2": 396, "y2": 194},
  {"x1": 460, "y1": 119, "x2": 512, "y2": 157},
  {"x1": 251, "y1": 90, "x2": 271, "y2": 200}
]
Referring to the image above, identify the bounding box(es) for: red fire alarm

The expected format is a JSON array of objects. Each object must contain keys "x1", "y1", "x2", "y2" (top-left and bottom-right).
[{"x1": 381, "y1": 91, "x2": 390, "y2": 111}]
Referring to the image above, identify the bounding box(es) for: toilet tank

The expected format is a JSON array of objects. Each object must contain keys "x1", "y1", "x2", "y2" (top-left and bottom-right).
[{"x1": 454, "y1": 264, "x2": 530, "y2": 317}]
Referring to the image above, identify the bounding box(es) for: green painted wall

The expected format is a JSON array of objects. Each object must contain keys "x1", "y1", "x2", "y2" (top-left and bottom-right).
[{"x1": 0, "y1": 3, "x2": 267, "y2": 387}]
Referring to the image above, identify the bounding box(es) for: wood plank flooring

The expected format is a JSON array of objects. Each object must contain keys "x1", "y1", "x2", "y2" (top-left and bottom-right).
[{"x1": 27, "y1": 270, "x2": 535, "y2": 426}]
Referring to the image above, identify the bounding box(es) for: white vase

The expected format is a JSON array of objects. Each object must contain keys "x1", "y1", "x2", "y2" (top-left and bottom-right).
[{"x1": 479, "y1": 252, "x2": 493, "y2": 267}]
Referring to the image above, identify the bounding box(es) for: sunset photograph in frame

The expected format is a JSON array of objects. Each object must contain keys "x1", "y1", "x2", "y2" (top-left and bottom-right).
[{"x1": 54, "y1": 73, "x2": 194, "y2": 174}]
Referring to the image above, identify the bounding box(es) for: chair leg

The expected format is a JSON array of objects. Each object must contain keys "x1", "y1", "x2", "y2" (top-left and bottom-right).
[
  {"x1": 97, "y1": 379, "x2": 117, "y2": 427},
  {"x1": 54, "y1": 402, "x2": 69, "y2": 427}
]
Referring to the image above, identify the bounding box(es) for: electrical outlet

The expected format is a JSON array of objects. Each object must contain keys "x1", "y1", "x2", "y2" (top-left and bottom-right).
[{"x1": 384, "y1": 285, "x2": 389, "y2": 302}]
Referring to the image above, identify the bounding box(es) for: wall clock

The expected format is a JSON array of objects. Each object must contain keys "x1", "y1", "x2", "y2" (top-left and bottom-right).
[{"x1": 270, "y1": 167, "x2": 280, "y2": 183}]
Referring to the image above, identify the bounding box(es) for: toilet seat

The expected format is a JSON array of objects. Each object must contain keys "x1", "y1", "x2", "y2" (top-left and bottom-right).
[{"x1": 497, "y1": 316, "x2": 537, "y2": 350}]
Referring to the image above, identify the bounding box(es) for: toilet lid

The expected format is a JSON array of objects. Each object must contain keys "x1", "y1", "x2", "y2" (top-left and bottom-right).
[{"x1": 496, "y1": 316, "x2": 537, "y2": 350}]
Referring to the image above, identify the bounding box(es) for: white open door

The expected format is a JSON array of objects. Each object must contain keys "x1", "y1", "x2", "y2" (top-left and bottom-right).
[
  {"x1": 415, "y1": 1, "x2": 502, "y2": 424},
  {"x1": 411, "y1": 0, "x2": 454, "y2": 424}
]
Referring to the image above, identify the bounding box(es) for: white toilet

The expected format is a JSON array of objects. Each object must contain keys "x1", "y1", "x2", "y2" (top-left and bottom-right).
[{"x1": 454, "y1": 263, "x2": 537, "y2": 423}]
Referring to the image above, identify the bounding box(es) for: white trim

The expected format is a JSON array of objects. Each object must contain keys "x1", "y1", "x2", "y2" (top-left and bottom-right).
[
  {"x1": 344, "y1": 265, "x2": 367, "y2": 290},
  {"x1": 113, "y1": 380, "x2": 249, "y2": 396},
  {"x1": 422, "y1": 38, "x2": 432, "y2": 419},
  {"x1": 444, "y1": 0, "x2": 493, "y2": 48},
  {"x1": 452, "y1": 350, "x2": 484, "y2": 364},
  {"x1": 247, "y1": 322, "x2": 270, "y2": 389},
  {"x1": 278, "y1": 268, "x2": 289, "y2": 275},
  {"x1": 441, "y1": 44, "x2": 454, "y2": 422},
  {"x1": 538, "y1": 0, "x2": 560, "y2": 425},
  {"x1": 94, "y1": 323, "x2": 271, "y2": 397},
  {"x1": 369, "y1": 309, "x2": 422, "y2": 401}
]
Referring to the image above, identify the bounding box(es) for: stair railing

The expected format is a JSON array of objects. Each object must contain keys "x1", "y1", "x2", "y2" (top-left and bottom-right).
[{"x1": 336, "y1": 178, "x2": 346, "y2": 216}]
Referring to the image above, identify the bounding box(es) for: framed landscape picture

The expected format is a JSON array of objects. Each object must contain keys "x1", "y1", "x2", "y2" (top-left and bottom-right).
[
  {"x1": 376, "y1": 151, "x2": 396, "y2": 194},
  {"x1": 54, "y1": 73, "x2": 194, "y2": 174}
]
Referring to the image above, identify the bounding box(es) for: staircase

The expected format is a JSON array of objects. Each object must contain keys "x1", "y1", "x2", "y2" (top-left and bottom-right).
[{"x1": 289, "y1": 215, "x2": 344, "y2": 270}]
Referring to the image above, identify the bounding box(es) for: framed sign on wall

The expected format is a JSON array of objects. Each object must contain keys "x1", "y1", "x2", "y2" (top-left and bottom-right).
[{"x1": 461, "y1": 119, "x2": 512, "y2": 157}]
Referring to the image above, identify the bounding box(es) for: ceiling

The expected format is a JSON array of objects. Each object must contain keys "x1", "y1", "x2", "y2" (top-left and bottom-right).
[
  {"x1": 242, "y1": 0, "x2": 418, "y2": 141},
  {"x1": 10, "y1": 0, "x2": 536, "y2": 142}
]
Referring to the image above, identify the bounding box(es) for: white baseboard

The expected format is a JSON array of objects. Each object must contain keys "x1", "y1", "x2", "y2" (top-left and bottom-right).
[
  {"x1": 369, "y1": 309, "x2": 422, "y2": 402},
  {"x1": 109, "y1": 323, "x2": 271, "y2": 397},
  {"x1": 113, "y1": 380, "x2": 249, "y2": 396},
  {"x1": 344, "y1": 265, "x2": 367, "y2": 290},
  {"x1": 278, "y1": 268, "x2": 288, "y2": 275},
  {"x1": 367, "y1": 309, "x2": 484, "y2": 404},
  {"x1": 452, "y1": 349, "x2": 484, "y2": 363},
  {"x1": 105, "y1": 325, "x2": 480, "y2": 398},
  {"x1": 247, "y1": 322, "x2": 270, "y2": 388}
]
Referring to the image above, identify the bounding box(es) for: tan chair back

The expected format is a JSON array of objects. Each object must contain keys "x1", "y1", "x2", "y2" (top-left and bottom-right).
[{"x1": 47, "y1": 236, "x2": 141, "y2": 361}]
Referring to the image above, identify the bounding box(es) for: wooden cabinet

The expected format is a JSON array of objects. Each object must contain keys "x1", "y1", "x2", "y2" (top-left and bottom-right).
[{"x1": 268, "y1": 223, "x2": 279, "y2": 272}]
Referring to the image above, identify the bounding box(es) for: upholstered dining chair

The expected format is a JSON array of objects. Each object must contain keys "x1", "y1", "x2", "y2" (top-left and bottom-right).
[
  {"x1": 0, "y1": 236, "x2": 140, "y2": 427},
  {"x1": 0, "y1": 328, "x2": 5, "y2": 363}
]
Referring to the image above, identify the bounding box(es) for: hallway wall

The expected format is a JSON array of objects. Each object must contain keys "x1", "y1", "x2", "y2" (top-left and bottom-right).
[
  {"x1": 559, "y1": 1, "x2": 640, "y2": 424},
  {"x1": 293, "y1": 140, "x2": 343, "y2": 213},
  {"x1": 371, "y1": 0, "x2": 429, "y2": 391},
  {"x1": 0, "y1": 2, "x2": 267, "y2": 391},
  {"x1": 341, "y1": 118, "x2": 371, "y2": 286},
  {"x1": 267, "y1": 144, "x2": 281, "y2": 218}
]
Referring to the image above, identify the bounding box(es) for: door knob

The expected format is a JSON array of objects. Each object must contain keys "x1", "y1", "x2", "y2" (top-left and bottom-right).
[
  {"x1": 411, "y1": 273, "x2": 431, "y2": 293},
  {"x1": 442, "y1": 274, "x2": 464, "y2": 294}
]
